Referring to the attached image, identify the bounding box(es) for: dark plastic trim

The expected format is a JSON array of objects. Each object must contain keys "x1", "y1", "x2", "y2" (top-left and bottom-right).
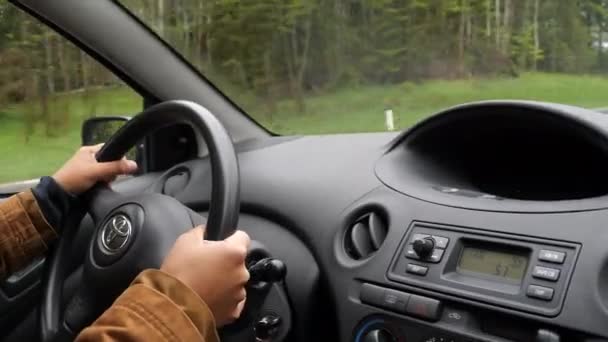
[{"x1": 376, "y1": 100, "x2": 608, "y2": 213}]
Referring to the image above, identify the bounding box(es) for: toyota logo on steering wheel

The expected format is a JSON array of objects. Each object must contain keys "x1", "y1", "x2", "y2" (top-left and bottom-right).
[{"x1": 100, "y1": 214, "x2": 133, "y2": 253}]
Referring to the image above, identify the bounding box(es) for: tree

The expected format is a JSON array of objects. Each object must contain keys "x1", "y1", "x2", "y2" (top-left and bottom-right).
[{"x1": 1, "y1": 0, "x2": 607, "y2": 130}]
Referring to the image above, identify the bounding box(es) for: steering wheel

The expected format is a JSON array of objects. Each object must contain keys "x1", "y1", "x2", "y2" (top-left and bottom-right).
[{"x1": 39, "y1": 100, "x2": 240, "y2": 342}]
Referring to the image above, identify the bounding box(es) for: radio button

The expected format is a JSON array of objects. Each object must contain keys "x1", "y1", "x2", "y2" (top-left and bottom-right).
[
  {"x1": 360, "y1": 283, "x2": 410, "y2": 313},
  {"x1": 404, "y1": 244, "x2": 420, "y2": 260},
  {"x1": 378, "y1": 288, "x2": 410, "y2": 313},
  {"x1": 411, "y1": 233, "x2": 431, "y2": 242},
  {"x1": 360, "y1": 283, "x2": 383, "y2": 305},
  {"x1": 413, "y1": 237, "x2": 435, "y2": 258},
  {"x1": 406, "y1": 295, "x2": 443, "y2": 321},
  {"x1": 532, "y1": 266, "x2": 560, "y2": 282},
  {"x1": 427, "y1": 248, "x2": 445, "y2": 263},
  {"x1": 406, "y1": 263, "x2": 428, "y2": 276},
  {"x1": 538, "y1": 250, "x2": 565, "y2": 264},
  {"x1": 442, "y1": 308, "x2": 471, "y2": 327},
  {"x1": 527, "y1": 285, "x2": 554, "y2": 301},
  {"x1": 432, "y1": 235, "x2": 449, "y2": 249}
]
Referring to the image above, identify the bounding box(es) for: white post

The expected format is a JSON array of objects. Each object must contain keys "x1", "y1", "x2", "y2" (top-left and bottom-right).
[{"x1": 385, "y1": 109, "x2": 395, "y2": 131}]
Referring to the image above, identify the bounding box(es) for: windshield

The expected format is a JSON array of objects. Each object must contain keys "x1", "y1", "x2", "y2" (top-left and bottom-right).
[{"x1": 122, "y1": 1, "x2": 608, "y2": 134}]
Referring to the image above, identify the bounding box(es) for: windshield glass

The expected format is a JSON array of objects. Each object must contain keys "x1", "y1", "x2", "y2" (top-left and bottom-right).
[{"x1": 122, "y1": 1, "x2": 608, "y2": 134}]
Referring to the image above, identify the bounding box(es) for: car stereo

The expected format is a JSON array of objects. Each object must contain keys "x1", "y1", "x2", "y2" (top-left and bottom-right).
[{"x1": 387, "y1": 222, "x2": 580, "y2": 317}]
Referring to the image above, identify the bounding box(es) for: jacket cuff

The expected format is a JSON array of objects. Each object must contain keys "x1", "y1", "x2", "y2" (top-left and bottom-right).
[
  {"x1": 31, "y1": 176, "x2": 78, "y2": 232},
  {"x1": 129, "y1": 269, "x2": 219, "y2": 340},
  {"x1": 0, "y1": 191, "x2": 57, "y2": 278},
  {"x1": 15, "y1": 191, "x2": 57, "y2": 245}
]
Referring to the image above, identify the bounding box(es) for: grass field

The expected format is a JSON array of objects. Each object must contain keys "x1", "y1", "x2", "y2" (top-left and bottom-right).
[
  {"x1": 261, "y1": 73, "x2": 608, "y2": 134},
  {"x1": 0, "y1": 87, "x2": 141, "y2": 183},
  {"x1": 2, "y1": 72, "x2": 608, "y2": 183}
]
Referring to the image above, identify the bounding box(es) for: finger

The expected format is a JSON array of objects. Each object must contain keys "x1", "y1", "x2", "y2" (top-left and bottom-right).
[
  {"x1": 227, "y1": 300, "x2": 246, "y2": 324},
  {"x1": 225, "y1": 230, "x2": 251, "y2": 249},
  {"x1": 81, "y1": 143, "x2": 105, "y2": 153},
  {"x1": 234, "y1": 300, "x2": 246, "y2": 318},
  {"x1": 240, "y1": 267, "x2": 250, "y2": 284},
  {"x1": 91, "y1": 143, "x2": 105, "y2": 153},
  {"x1": 189, "y1": 226, "x2": 218, "y2": 244},
  {"x1": 93, "y1": 159, "x2": 138, "y2": 179},
  {"x1": 190, "y1": 225, "x2": 207, "y2": 239},
  {"x1": 235, "y1": 287, "x2": 247, "y2": 302}
]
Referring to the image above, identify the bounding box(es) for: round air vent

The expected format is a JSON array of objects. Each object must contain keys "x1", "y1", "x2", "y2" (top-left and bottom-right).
[{"x1": 344, "y1": 212, "x2": 388, "y2": 260}]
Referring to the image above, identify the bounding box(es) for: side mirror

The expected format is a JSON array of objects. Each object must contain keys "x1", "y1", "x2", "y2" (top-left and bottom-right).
[
  {"x1": 81, "y1": 116, "x2": 144, "y2": 170},
  {"x1": 81, "y1": 116, "x2": 130, "y2": 146}
]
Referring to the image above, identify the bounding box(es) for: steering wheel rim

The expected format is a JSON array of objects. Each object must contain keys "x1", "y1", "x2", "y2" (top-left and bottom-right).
[{"x1": 40, "y1": 100, "x2": 240, "y2": 342}]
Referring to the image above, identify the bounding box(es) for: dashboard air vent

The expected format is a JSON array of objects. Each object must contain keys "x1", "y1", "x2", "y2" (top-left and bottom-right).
[{"x1": 344, "y1": 212, "x2": 388, "y2": 260}]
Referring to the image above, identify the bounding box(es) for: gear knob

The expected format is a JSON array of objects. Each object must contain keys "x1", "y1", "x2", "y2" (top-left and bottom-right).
[{"x1": 248, "y1": 258, "x2": 287, "y2": 284}]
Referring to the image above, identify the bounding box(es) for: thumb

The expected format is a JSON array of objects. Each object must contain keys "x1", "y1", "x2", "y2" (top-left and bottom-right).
[
  {"x1": 225, "y1": 230, "x2": 251, "y2": 249},
  {"x1": 93, "y1": 159, "x2": 138, "y2": 179},
  {"x1": 191, "y1": 225, "x2": 207, "y2": 239}
]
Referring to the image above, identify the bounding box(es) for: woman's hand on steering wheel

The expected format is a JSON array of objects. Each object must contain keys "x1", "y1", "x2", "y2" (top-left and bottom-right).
[
  {"x1": 52, "y1": 144, "x2": 138, "y2": 195},
  {"x1": 161, "y1": 226, "x2": 251, "y2": 327}
]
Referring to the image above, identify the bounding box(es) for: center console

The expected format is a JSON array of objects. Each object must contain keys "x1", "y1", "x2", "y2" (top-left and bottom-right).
[
  {"x1": 347, "y1": 103, "x2": 607, "y2": 342},
  {"x1": 388, "y1": 222, "x2": 579, "y2": 317},
  {"x1": 353, "y1": 222, "x2": 582, "y2": 342}
]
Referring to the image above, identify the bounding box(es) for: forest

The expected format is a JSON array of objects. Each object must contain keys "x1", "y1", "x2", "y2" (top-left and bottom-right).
[
  {"x1": 2, "y1": 0, "x2": 608, "y2": 181},
  {"x1": 122, "y1": 0, "x2": 608, "y2": 116}
]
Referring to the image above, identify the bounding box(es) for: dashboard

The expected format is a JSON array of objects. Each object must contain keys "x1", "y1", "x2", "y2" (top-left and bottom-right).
[{"x1": 113, "y1": 101, "x2": 608, "y2": 341}]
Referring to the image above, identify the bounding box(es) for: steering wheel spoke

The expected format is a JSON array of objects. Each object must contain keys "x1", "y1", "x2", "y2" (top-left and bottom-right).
[
  {"x1": 61, "y1": 287, "x2": 95, "y2": 338},
  {"x1": 84, "y1": 184, "x2": 124, "y2": 225}
]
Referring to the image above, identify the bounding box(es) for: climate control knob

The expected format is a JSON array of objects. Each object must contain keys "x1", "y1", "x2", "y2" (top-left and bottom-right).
[
  {"x1": 412, "y1": 237, "x2": 435, "y2": 258},
  {"x1": 361, "y1": 329, "x2": 396, "y2": 342}
]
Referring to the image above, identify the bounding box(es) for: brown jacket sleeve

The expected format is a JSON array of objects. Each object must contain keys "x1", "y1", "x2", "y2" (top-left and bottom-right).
[
  {"x1": 0, "y1": 191, "x2": 57, "y2": 279},
  {"x1": 76, "y1": 269, "x2": 220, "y2": 342},
  {"x1": 0, "y1": 191, "x2": 217, "y2": 341}
]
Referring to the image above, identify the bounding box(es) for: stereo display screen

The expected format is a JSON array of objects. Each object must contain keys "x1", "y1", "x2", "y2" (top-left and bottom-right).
[{"x1": 458, "y1": 246, "x2": 528, "y2": 282}]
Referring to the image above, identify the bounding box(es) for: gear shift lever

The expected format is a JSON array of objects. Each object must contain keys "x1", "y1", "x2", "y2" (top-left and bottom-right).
[
  {"x1": 248, "y1": 258, "x2": 287, "y2": 285},
  {"x1": 221, "y1": 245, "x2": 290, "y2": 342},
  {"x1": 227, "y1": 257, "x2": 287, "y2": 340}
]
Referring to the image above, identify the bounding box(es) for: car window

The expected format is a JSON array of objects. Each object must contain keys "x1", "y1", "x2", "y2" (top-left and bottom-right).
[
  {"x1": 0, "y1": 3, "x2": 141, "y2": 184},
  {"x1": 121, "y1": 0, "x2": 608, "y2": 135}
]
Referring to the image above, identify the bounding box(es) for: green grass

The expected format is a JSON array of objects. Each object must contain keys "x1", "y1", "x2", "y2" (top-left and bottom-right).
[
  {"x1": 3, "y1": 72, "x2": 608, "y2": 184},
  {"x1": 0, "y1": 87, "x2": 141, "y2": 183},
  {"x1": 259, "y1": 73, "x2": 608, "y2": 134}
]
